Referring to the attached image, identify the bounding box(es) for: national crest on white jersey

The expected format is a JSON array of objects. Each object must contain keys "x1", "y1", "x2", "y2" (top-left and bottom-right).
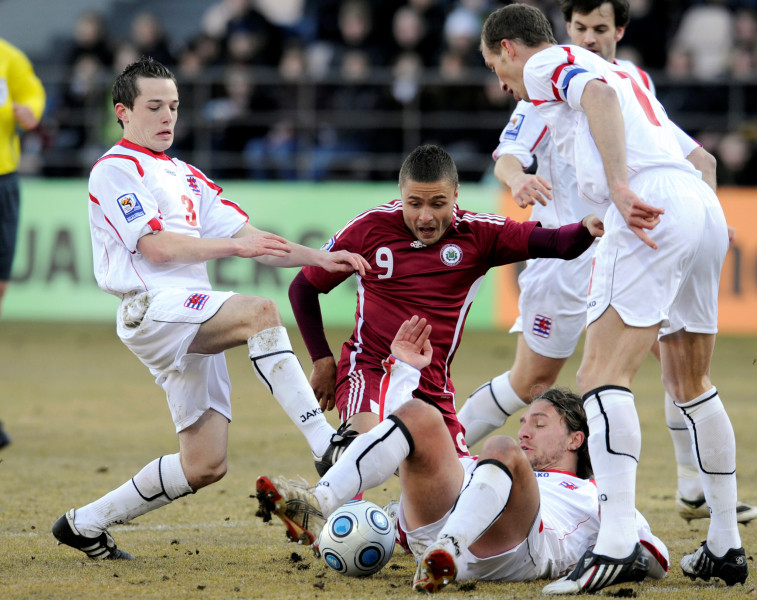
[{"x1": 187, "y1": 175, "x2": 202, "y2": 195}]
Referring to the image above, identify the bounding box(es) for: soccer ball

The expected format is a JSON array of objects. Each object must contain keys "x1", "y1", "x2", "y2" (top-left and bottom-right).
[{"x1": 317, "y1": 500, "x2": 395, "y2": 577}]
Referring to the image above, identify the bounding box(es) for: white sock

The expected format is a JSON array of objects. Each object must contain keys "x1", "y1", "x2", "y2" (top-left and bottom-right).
[
  {"x1": 665, "y1": 391, "x2": 702, "y2": 500},
  {"x1": 248, "y1": 326, "x2": 335, "y2": 457},
  {"x1": 438, "y1": 458, "x2": 513, "y2": 551},
  {"x1": 676, "y1": 388, "x2": 740, "y2": 556},
  {"x1": 314, "y1": 415, "x2": 412, "y2": 517},
  {"x1": 584, "y1": 387, "x2": 640, "y2": 558},
  {"x1": 74, "y1": 454, "x2": 192, "y2": 537},
  {"x1": 458, "y1": 372, "x2": 527, "y2": 447}
]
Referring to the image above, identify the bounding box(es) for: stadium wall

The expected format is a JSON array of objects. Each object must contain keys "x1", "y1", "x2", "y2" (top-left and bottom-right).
[{"x1": 5, "y1": 180, "x2": 757, "y2": 334}]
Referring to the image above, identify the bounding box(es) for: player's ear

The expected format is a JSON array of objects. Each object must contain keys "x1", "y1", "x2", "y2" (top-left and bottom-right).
[
  {"x1": 615, "y1": 25, "x2": 626, "y2": 43},
  {"x1": 115, "y1": 102, "x2": 129, "y2": 124},
  {"x1": 570, "y1": 430, "x2": 585, "y2": 451}
]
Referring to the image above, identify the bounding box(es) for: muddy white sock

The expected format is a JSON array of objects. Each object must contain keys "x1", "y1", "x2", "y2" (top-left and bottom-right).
[{"x1": 249, "y1": 326, "x2": 335, "y2": 457}]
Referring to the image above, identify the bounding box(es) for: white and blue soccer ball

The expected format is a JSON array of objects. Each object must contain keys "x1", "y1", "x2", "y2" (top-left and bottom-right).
[{"x1": 317, "y1": 500, "x2": 395, "y2": 577}]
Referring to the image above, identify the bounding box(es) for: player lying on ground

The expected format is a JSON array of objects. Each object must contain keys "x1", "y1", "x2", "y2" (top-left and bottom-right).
[{"x1": 255, "y1": 316, "x2": 669, "y2": 593}]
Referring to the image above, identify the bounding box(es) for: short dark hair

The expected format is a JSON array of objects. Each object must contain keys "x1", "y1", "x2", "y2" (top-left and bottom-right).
[
  {"x1": 398, "y1": 144, "x2": 458, "y2": 188},
  {"x1": 536, "y1": 388, "x2": 593, "y2": 479},
  {"x1": 112, "y1": 56, "x2": 177, "y2": 128},
  {"x1": 481, "y1": 4, "x2": 557, "y2": 52},
  {"x1": 560, "y1": 0, "x2": 630, "y2": 28}
]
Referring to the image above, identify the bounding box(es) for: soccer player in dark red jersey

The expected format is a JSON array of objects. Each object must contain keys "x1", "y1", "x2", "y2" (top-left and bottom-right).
[{"x1": 289, "y1": 144, "x2": 603, "y2": 464}]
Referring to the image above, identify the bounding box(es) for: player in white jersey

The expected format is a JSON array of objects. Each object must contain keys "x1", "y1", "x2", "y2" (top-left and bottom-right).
[
  {"x1": 253, "y1": 317, "x2": 668, "y2": 592},
  {"x1": 459, "y1": 0, "x2": 755, "y2": 527},
  {"x1": 481, "y1": 4, "x2": 746, "y2": 592},
  {"x1": 51, "y1": 57, "x2": 370, "y2": 561}
]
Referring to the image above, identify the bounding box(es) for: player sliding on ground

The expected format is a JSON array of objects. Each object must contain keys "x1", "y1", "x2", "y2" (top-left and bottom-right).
[{"x1": 256, "y1": 316, "x2": 669, "y2": 593}]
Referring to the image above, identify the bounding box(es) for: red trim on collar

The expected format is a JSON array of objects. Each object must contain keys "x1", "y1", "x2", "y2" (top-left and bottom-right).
[{"x1": 117, "y1": 138, "x2": 174, "y2": 161}]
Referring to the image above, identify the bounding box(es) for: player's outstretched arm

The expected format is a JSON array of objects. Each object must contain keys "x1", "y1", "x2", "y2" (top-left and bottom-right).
[
  {"x1": 243, "y1": 224, "x2": 370, "y2": 275},
  {"x1": 389, "y1": 316, "x2": 433, "y2": 371},
  {"x1": 137, "y1": 228, "x2": 290, "y2": 264}
]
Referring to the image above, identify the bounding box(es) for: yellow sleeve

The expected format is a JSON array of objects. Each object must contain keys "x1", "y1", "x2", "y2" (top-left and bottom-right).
[{"x1": 6, "y1": 44, "x2": 45, "y2": 123}]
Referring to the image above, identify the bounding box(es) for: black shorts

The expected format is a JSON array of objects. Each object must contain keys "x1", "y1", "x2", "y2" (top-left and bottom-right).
[{"x1": 0, "y1": 172, "x2": 19, "y2": 280}]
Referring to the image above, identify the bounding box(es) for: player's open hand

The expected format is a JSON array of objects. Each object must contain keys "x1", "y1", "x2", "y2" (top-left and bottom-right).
[
  {"x1": 237, "y1": 232, "x2": 291, "y2": 258},
  {"x1": 390, "y1": 316, "x2": 432, "y2": 370},
  {"x1": 511, "y1": 173, "x2": 552, "y2": 208},
  {"x1": 319, "y1": 250, "x2": 372, "y2": 276},
  {"x1": 611, "y1": 184, "x2": 664, "y2": 250},
  {"x1": 310, "y1": 356, "x2": 337, "y2": 411}
]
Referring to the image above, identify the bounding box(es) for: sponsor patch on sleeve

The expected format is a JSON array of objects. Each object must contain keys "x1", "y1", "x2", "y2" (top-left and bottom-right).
[
  {"x1": 116, "y1": 193, "x2": 146, "y2": 223},
  {"x1": 503, "y1": 113, "x2": 525, "y2": 140}
]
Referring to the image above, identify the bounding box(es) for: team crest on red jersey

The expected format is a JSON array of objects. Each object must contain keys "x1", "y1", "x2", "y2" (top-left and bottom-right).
[{"x1": 440, "y1": 244, "x2": 463, "y2": 266}]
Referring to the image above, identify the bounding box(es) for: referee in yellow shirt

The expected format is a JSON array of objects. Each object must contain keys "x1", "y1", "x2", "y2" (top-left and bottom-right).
[{"x1": 0, "y1": 38, "x2": 45, "y2": 448}]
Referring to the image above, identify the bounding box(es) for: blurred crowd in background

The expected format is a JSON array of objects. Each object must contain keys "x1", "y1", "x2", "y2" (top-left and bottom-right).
[{"x1": 13, "y1": 0, "x2": 757, "y2": 183}]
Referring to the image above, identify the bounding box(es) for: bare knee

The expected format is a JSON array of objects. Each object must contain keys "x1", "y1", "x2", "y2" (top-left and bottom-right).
[
  {"x1": 394, "y1": 400, "x2": 447, "y2": 441},
  {"x1": 183, "y1": 457, "x2": 228, "y2": 491},
  {"x1": 244, "y1": 296, "x2": 282, "y2": 333}
]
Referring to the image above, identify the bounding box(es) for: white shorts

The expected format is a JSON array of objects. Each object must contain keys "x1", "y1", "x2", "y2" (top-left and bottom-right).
[
  {"x1": 510, "y1": 242, "x2": 596, "y2": 359},
  {"x1": 116, "y1": 288, "x2": 236, "y2": 432},
  {"x1": 586, "y1": 169, "x2": 727, "y2": 337},
  {"x1": 399, "y1": 457, "x2": 553, "y2": 582}
]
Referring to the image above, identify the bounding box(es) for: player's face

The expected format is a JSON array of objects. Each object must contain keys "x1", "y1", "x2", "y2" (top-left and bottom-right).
[
  {"x1": 116, "y1": 76, "x2": 179, "y2": 152},
  {"x1": 482, "y1": 42, "x2": 529, "y2": 102},
  {"x1": 566, "y1": 2, "x2": 625, "y2": 62},
  {"x1": 518, "y1": 399, "x2": 582, "y2": 473},
  {"x1": 401, "y1": 179, "x2": 458, "y2": 245}
]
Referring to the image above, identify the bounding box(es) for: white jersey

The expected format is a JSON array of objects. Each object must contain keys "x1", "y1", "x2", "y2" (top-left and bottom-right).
[
  {"x1": 493, "y1": 101, "x2": 596, "y2": 226},
  {"x1": 535, "y1": 470, "x2": 600, "y2": 577},
  {"x1": 524, "y1": 45, "x2": 696, "y2": 204},
  {"x1": 88, "y1": 138, "x2": 249, "y2": 297},
  {"x1": 400, "y1": 458, "x2": 668, "y2": 582}
]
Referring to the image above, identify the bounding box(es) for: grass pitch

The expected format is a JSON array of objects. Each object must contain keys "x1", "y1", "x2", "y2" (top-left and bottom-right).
[{"x1": 1, "y1": 321, "x2": 756, "y2": 599}]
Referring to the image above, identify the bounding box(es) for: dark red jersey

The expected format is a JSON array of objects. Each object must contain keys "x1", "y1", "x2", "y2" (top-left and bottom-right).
[{"x1": 302, "y1": 200, "x2": 538, "y2": 431}]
